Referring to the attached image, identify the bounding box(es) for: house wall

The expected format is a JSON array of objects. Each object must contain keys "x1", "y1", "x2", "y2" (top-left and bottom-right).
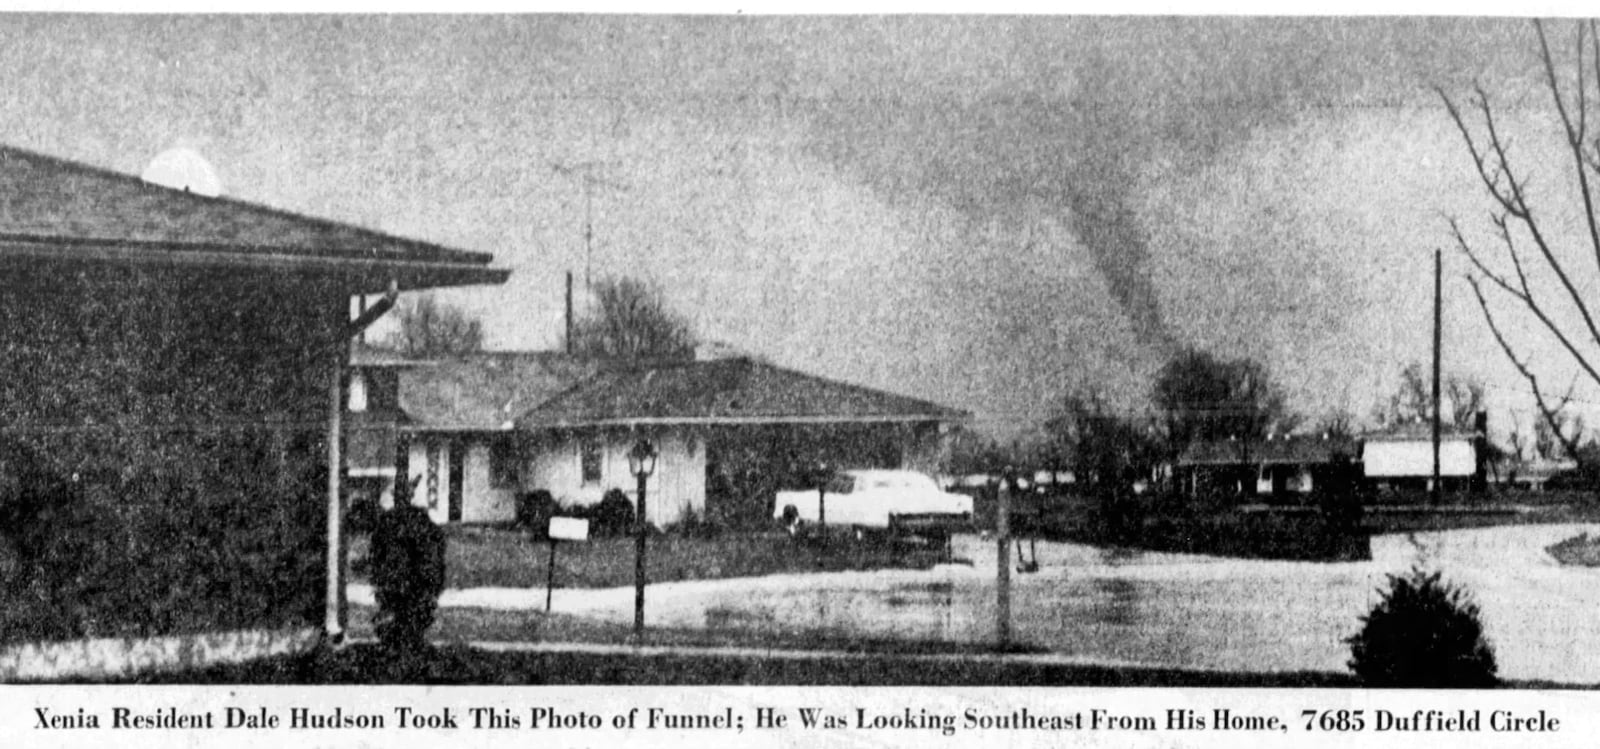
[
  {"x1": 406, "y1": 438, "x2": 453, "y2": 524},
  {"x1": 524, "y1": 429, "x2": 706, "y2": 527},
  {"x1": 463, "y1": 440, "x2": 517, "y2": 523},
  {"x1": 0, "y1": 264, "x2": 338, "y2": 647},
  {"x1": 402, "y1": 434, "x2": 519, "y2": 524},
  {"x1": 899, "y1": 422, "x2": 949, "y2": 475},
  {"x1": 1363, "y1": 440, "x2": 1476, "y2": 478}
]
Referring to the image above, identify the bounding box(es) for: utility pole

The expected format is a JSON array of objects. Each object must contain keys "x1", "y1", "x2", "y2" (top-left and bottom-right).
[
  {"x1": 565, "y1": 271, "x2": 574, "y2": 355},
  {"x1": 551, "y1": 161, "x2": 629, "y2": 291},
  {"x1": 995, "y1": 468, "x2": 1012, "y2": 649},
  {"x1": 1432, "y1": 246, "x2": 1442, "y2": 506}
]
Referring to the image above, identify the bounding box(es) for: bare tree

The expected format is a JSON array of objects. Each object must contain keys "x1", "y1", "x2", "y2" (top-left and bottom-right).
[
  {"x1": 1442, "y1": 19, "x2": 1598, "y2": 460},
  {"x1": 568, "y1": 276, "x2": 696, "y2": 360},
  {"x1": 1151, "y1": 348, "x2": 1295, "y2": 448},
  {"x1": 1507, "y1": 413, "x2": 1529, "y2": 462},
  {"x1": 384, "y1": 296, "x2": 484, "y2": 357},
  {"x1": 1316, "y1": 409, "x2": 1358, "y2": 441},
  {"x1": 1045, "y1": 390, "x2": 1162, "y2": 491},
  {"x1": 1374, "y1": 362, "x2": 1485, "y2": 431},
  {"x1": 1535, "y1": 410, "x2": 1586, "y2": 460}
]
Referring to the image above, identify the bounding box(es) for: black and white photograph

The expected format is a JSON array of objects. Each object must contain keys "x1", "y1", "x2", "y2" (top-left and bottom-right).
[{"x1": 2, "y1": 9, "x2": 1600, "y2": 743}]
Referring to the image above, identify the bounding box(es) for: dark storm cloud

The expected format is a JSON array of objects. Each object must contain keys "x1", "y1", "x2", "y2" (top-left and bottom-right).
[{"x1": 788, "y1": 17, "x2": 1535, "y2": 359}]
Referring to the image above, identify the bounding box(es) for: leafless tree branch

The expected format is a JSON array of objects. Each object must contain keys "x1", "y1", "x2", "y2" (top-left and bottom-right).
[{"x1": 1467, "y1": 275, "x2": 1585, "y2": 458}]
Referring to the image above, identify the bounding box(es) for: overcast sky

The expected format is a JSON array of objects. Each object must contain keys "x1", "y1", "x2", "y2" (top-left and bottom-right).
[{"x1": 3, "y1": 14, "x2": 1595, "y2": 441}]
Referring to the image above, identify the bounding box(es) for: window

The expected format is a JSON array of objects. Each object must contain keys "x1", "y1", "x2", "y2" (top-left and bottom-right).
[
  {"x1": 347, "y1": 372, "x2": 368, "y2": 413},
  {"x1": 490, "y1": 438, "x2": 519, "y2": 489},
  {"x1": 580, "y1": 436, "x2": 602, "y2": 485}
]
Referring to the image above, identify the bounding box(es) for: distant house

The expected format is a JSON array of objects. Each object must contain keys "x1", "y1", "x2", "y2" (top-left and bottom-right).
[
  {"x1": 1361, "y1": 422, "x2": 1487, "y2": 493},
  {"x1": 391, "y1": 352, "x2": 597, "y2": 524},
  {"x1": 1173, "y1": 434, "x2": 1359, "y2": 501},
  {"x1": 0, "y1": 144, "x2": 506, "y2": 678},
  {"x1": 1502, "y1": 457, "x2": 1579, "y2": 491},
  {"x1": 514, "y1": 356, "x2": 969, "y2": 528}
]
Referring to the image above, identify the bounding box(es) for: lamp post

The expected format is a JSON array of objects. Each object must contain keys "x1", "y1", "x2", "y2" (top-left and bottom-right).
[{"x1": 628, "y1": 438, "x2": 657, "y2": 640}]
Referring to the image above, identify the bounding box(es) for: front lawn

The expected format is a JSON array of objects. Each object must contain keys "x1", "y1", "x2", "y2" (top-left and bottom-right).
[{"x1": 350, "y1": 526, "x2": 961, "y2": 590}]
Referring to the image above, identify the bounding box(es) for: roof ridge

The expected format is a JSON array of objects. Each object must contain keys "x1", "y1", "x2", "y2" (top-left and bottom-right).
[{"x1": 744, "y1": 358, "x2": 969, "y2": 418}]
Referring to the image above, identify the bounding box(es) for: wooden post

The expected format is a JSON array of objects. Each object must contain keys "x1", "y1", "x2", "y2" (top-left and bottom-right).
[
  {"x1": 545, "y1": 539, "x2": 558, "y2": 614},
  {"x1": 325, "y1": 349, "x2": 345, "y2": 643},
  {"x1": 995, "y1": 473, "x2": 1012, "y2": 648}
]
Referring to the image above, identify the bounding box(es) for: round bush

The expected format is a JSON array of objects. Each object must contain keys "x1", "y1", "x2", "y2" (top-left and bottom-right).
[
  {"x1": 369, "y1": 505, "x2": 446, "y2": 652},
  {"x1": 1347, "y1": 567, "x2": 1497, "y2": 687},
  {"x1": 591, "y1": 488, "x2": 636, "y2": 537}
]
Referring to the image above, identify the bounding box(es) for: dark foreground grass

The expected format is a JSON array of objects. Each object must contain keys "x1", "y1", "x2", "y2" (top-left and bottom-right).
[
  {"x1": 1547, "y1": 532, "x2": 1600, "y2": 566},
  {"x1": 351, "y1": 527, "x2": 956, "y2": 589},
  {"x1": 117, "y1": 643, "x2": 1361, "y2": 687}
]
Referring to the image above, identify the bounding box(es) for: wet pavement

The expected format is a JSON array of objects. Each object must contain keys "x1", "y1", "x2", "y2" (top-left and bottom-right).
[{"x1": 353, "y1": 523, "x2": 1600, "y2": 684}]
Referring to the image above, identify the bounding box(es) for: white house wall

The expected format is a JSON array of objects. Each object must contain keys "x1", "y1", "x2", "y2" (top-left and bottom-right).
[
  {"x1": 523, "y1": 429, "x2": 706, "y2": 528},
  {"x1": 1363, "y1": 440, "x2": 1476, "y2": 478},
  {"x1": 464, "y1": 441, "x2": 517, "y2": 523}
]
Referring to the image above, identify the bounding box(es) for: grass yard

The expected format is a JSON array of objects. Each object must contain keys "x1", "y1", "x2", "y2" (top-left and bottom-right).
[{"x1": 350, "y1": 526, "x2": 962, "y2": 590}]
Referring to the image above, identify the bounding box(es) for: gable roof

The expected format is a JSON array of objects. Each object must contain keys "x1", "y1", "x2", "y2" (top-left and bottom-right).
[
  {"x1": 396, "y1": 352, "x2": 599, "y2": 432},
  {"x1": 0, "y1": 145, "x2": 507, "y2": 291},
  {"x1": 1177, "y1": 435, "x2": 1358, "y2": 467},
  {"x1": 515, "y1": 357, "x2": 968, "y2": 428}
]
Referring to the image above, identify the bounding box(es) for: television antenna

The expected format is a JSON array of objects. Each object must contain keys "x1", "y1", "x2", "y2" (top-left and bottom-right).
[{"x1": 551, "y1": 160, "x2": 629, "y2": 290}]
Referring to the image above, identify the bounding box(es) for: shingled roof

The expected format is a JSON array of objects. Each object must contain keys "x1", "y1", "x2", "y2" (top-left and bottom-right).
[
  {"x1": 0, "y1": 145, "x2": 508, "y2": 290},
  {"x1": 396, "y1": 352, "x2": 599, "y2": 432},
  {"x1": 1177, "y1": 434, "x2": 1358, "y2": 466},
  {"x1": 515, "y1": 357, "x2": 968, "y2": 428}
]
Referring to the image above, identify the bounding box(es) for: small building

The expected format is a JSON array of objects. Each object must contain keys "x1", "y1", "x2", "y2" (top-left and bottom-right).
[
  {"x1": 1174, "y1": 434, "x2": 1359, "y2": 501},
  {"x1": 515, "y1": 356, "x2": 968, "y2": 528},
  {"x1": 1361, "y1": 423, "x2": 1487, "y2": 494}
]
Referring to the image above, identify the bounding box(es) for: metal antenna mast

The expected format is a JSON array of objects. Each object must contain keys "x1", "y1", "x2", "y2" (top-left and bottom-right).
[{"x1": 551, "y1": 161, "x2": 629, "y2": 290}]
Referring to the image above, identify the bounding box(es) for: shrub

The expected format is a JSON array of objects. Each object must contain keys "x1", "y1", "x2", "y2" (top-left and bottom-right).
[
  {"x1": 667, "y1": 504, "x2": 721, "y2": 538},
  {"x1": 1347, "y1": 567, "x2": 1497, "y2": 687},
  {"x1": 369, "y1": 505, "x2": 446, "y2": 652},
  {"x1": 345, "y1": 497, "x2": 380, "y2": 535},
  {"x1": 516, "y1": 490, "x2": 558, "y2": 535},
  {"x1": 590, "y1": 488, "x2": 636, "y2": 538}
]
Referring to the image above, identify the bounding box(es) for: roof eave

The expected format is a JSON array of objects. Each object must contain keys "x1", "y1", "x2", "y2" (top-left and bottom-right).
[
  {"x1": 0, "y1": 238, "x2": 510, "y2": 291},
  {"x1": 517, "y1": 414, "x2": 964, "y2": 429}
]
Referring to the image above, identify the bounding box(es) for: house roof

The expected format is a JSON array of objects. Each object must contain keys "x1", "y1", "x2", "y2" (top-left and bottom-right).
[
  {"x1": 0, "y1": 145, "x2": 508, "y2": 291},
  {"x1": 1361, "y1": 423, "x2": 1482, "y2": 442},
  {"x1": 515, "y1": 357, "x2": 969, "y2": 429},
  {"x1": 1177, "y1": 435, "x2": 1358, "y2": 467},
  {"x1": 397, "y1": 352, "x2": 599, "y2": 432}
]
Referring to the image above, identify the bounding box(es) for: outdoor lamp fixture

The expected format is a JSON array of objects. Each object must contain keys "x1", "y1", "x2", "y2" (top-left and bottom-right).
[{"x1": 629, "y1": 438, "x2": 657, "y2": 639}]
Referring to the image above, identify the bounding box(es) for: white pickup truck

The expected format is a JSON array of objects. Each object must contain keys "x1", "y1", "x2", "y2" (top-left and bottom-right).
[{"x1": 773, "y1": 469, "x2": 973, "y2": 538}]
